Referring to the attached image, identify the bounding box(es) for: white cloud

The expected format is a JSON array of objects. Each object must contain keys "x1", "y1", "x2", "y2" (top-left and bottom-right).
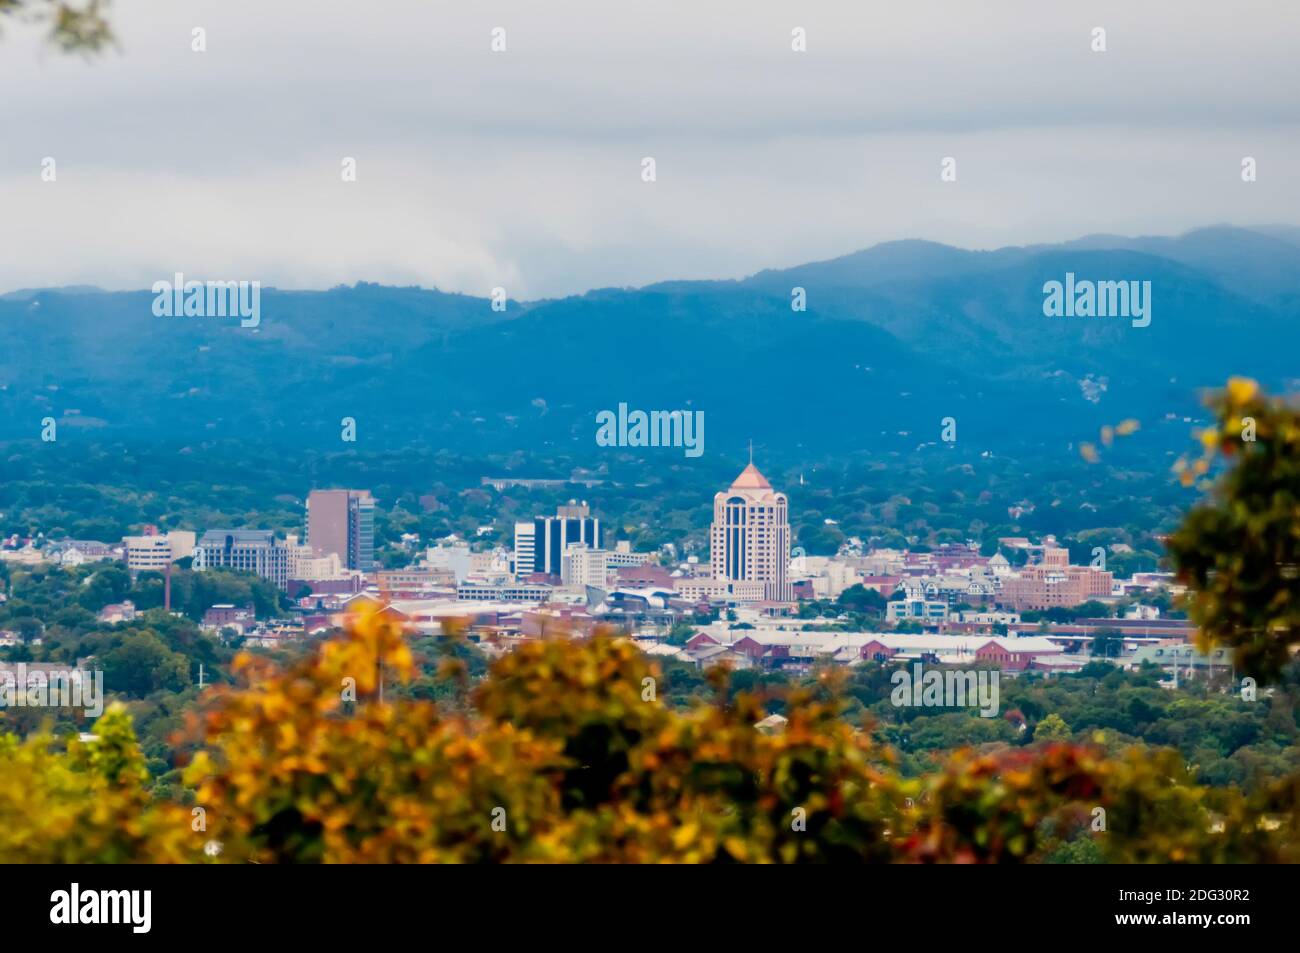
[{"x1": 1, "y1": 0, "x2": 1297, "y2": 296}]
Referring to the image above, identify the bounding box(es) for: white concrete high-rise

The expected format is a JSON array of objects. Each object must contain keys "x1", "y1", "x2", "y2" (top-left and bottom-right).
[
  {"x1": 513, "y1": 521, "x2": 536, "y2": 577},
  {"x1": 709, "y1": 461, "x2": 792, "y2": 602},
  {"x1": 561, "y1": 542, "x2": 609, "y2": 589},
  {"x1": 122, "y1": 530, "x2": 196, "y2": 573}
]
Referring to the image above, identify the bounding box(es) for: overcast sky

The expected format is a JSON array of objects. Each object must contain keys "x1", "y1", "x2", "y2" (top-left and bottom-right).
[{"x1": 2, "y1": 0, "x2": 1298, "y2": 298}]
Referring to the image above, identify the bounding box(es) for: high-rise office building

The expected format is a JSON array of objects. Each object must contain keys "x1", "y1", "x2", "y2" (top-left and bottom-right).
[
  {"x1": 513, "y1": 501, "x2": 603, "y2": 577},
  {"x1": 305, "y1": 489, "x2": 376, "y2": 571},
  {"x1": 194, "y1": 529, "x2": 290, "y2": 588},
  {"x1": 709, "y1": 461, "x2": 792, "y2": 602},
  {"x1": 512, "y1": 521, "x2": 536, "y2": 577}
]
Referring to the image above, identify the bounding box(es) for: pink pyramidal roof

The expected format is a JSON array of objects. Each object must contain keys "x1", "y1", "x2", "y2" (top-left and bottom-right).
[{"x1": 731, "y1": 463, "x2": 772, "y2": 490}]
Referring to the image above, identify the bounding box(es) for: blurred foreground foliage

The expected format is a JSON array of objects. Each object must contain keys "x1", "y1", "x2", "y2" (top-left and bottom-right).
[
  {"x1": 0, "y1": 0, "x2": 112, "y2": 51},
  {"x1": 1169, "y1": 378, "x2": 1300, "y2": 682},
  {"x1": 2, "y1": 604, "x2": 1297, "y2": 863}
]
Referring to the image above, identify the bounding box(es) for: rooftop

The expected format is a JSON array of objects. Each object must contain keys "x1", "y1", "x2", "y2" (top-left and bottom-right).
[
  {"x1": 730, "y1": 463, "x2": 771, "y2": 490},
  {"x1": 199, "y1": 529, "x2": 277, "y2": 544}
]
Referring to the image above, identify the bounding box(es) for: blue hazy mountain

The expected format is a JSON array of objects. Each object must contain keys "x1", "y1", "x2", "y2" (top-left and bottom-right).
[{"x1": 1, "y1": 226, "x2": 1295, "y2": 459}]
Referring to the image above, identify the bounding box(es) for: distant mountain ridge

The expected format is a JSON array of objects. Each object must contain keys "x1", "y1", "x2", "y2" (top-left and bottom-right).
[{"x1": 2, "y1": 226, "x2": 1296, "y2": 459}]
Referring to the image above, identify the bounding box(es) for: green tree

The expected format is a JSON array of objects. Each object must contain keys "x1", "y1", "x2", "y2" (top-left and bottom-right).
[
  {"x1": 14, "y1": 617, "x2": 43, "y2": 643},
  {"x1": 75, "y1": 563, "x2": 131, "y2": 612},
  {"x1": 1034, "y1": 713, "x2": 1072, "y2": 742},
  {"x1": 0, "y1": 0, "x2": 112, "y2": 51},
  {"x1": 665, "y1": 620, "x2": 696, "y2": 646},
  {"x1": 1169, "y1": 379, "x2": 1300, "y2": 683},
  {"x1": 1090, "y1": 629, "x2": 1124, "y2": 659},
  {"x1": 837, "y1": 584, "x2": 885, "y2": 614},
  {"x1": 99, "y1": 630, "x2": 190, "y2": 697}
]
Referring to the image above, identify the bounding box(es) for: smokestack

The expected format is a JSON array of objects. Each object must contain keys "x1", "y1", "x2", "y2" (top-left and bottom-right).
[{"x1": 164, "y1": 559, "x2": 172, "y2": 613}]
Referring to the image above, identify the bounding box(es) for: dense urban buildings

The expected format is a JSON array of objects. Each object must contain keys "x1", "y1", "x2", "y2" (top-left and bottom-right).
[
  {"x1": 5, "y1": 464, "x2": 1186, "y2": 677},
  {"x1": 709, "y1": 461, "x2": 792, "y2": 602},
  {"x1": 305, "y1": 489, "x2": 376, "y2": 572},
  {"x1": 285, "y1": 534, "x2": 348, "y2": 582},
  {"x1": 998, "y1": 546, "x2": 1114, "y2": 610}
]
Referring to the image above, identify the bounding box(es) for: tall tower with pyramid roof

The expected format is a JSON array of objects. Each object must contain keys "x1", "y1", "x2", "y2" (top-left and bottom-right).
[{"x1": 709, "y1": 460, "x2": 792, "y2": 602}]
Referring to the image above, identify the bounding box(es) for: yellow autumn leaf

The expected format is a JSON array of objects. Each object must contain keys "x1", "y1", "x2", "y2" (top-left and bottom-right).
[
  {"x1": 1226, "y1": 376, "x2": 1258, "y2": 405},
  {"x1": 672, "y1": 821, "x2": 700, "y2": 850}
]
